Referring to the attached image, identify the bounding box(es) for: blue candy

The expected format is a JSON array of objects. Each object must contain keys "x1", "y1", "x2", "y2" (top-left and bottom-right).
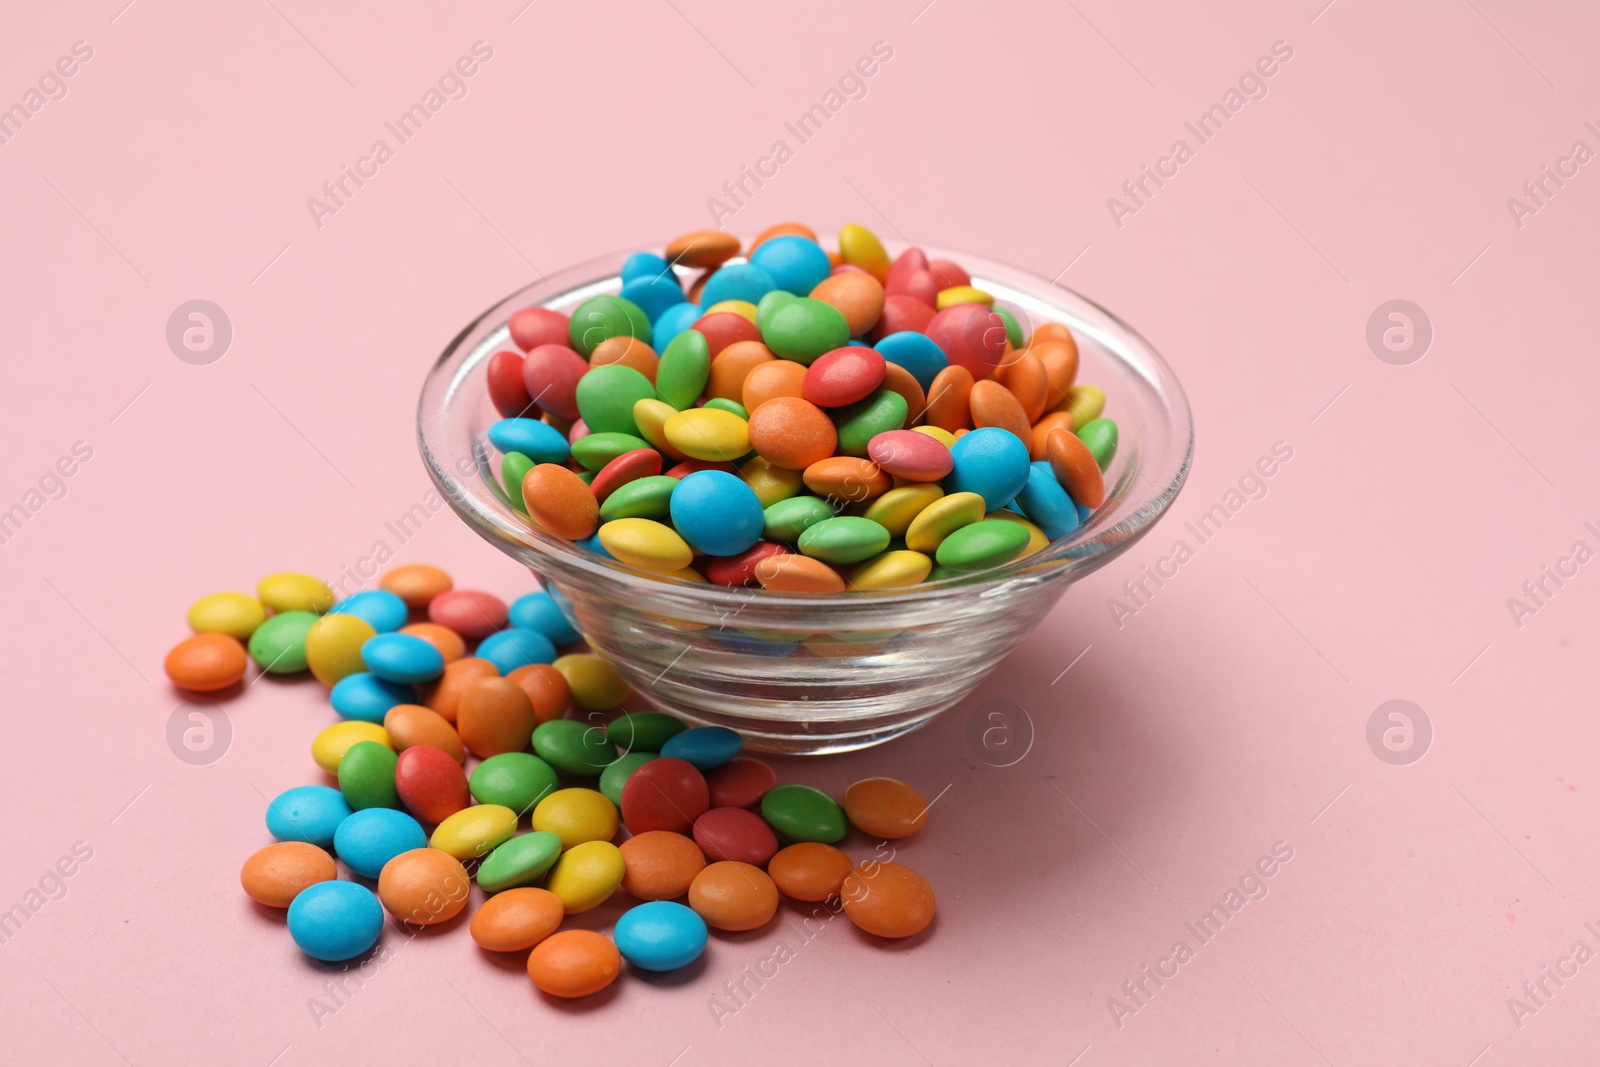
[
  {"x1": 332, "y1": 808, "x2": 427, "y2": 879},
  {"x1": 660, "y1": 725, "x2": 743, "y2": 770},
  {"x1": 330, "y1": 672, "x2": 415, "y2": 723},
  {"x1": 614, "y1": 901, "x2": 708, "y2": 971},
  {"x1": 618, "y1": 274, "x2": 687, "y2": 323},
  {"x1": 669, "y1": 470, "x2": 763, "y2": 557},
  {"x1": 487, "y1": 418, "x2": 570, "y2": 465},
  {"x1": 361, "y1": 633, "x2": 444, "y2": 685},
  {"x1": 651, "y1": 302, "x2": 702, "y2": 351},
  {"x1": 875, "y1": 331, "x2": 949, "y2": 391},
  {"x1": 576, "y1": 531, "x2": 614, "y2": 559},
  {"x1": 266, "y1": 785, "x2": 352, "y2": 849},
  {"x1": 749, "y1": 236, "x2": 831, "y2": 296},
  {"x1": 700, "y1": 263, "x2": 776, "y2": 308},
  {"x1": 1014, "y1": 462, "x2": 1082, "y2": 540},
  {"x1": 621, "y1": 251, "x2": 674, "y2": 285},
  {"x1": 287, "y1": 880, "x2": 383, "y2": 961},
  {"x1": 945, "y1": 427, "x2": 1031, "y2": 510},
  {"x1": 328, "y1": 589, "x2": 409, "y2": 633},
  {"x1": 508, "y1": 591, "x2": 580, "y2": 645},
  {"x1": 477, "y1": 627, "x2": 557, "y2": 674}
]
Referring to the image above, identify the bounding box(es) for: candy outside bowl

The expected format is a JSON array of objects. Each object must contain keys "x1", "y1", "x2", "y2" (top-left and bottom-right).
[{"x1": 418, "y1": 242, "x2": 1193, "y2": 754}]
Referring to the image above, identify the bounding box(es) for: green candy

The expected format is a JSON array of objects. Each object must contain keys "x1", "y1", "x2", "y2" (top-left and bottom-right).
[
  {"x1": 1077, "y1": 418, "x2": 1118, "y2": 471},
  {"x1": 994, "y1": 307, "x2": 1024, "y2": 350},
  {"x1": 763, "y1": 495, "x2": 836, "y2": 542},
  {"x1": 502, "y1": 451, "x2": 535, "y2": 512},
  {"x1": 475, "y1": 831, "x2": 563, "y2": 892},
  {"x1": 703, "y1": 397, "x2": 748, "y2": 419},
  {"x1": 927, "y1": 563, "x2": 963, "y2": 581},
  {"x1": 655, "y1": 330, "x2": 711, "y2": 410},
  {"x1": 600, "y1": 476, "x2": 679, "y2": 521},
  {"x1": 604, "y1": 711, "x2": 687, "y2": 753},
  {"x1": 761, "y1": 784, "x2": 847, "y2": 844},
  {"x1": 532, "y1": 719, "x2": 618, "y2": 776},
  {"x1": 247, "y1": 610, "x2": 318, "y2": 673},
  {"x1": 469, "y1": 753, "x2": 559, "y2": 815},
  {"x1": 934, "y1": 519, "x2": 1031, "y2": 572},
  {"x1": 797, "y1": 516, "x2": 890, "y2": 565},
  {"x1": 568, "y1": 295, "x2": 651, "y2": 357},
  {"x1": 598, "y1": 751, "x2": 659, "y2": 807},
  {"x1": 760, "y1": 298, "x2": 849, "y2": 365},
  {"x1": 755, "y1": 290, "x2": 798, "y2": 334},
  {"x1": 575, "y1": 365, "x2": 653, "y2": 437},
  {"x1": 338, "y1": 741, "x2": 400, "y2": 811},
  {"x1": 833, "y1": 389, "x2": 909, "y2": 457},
  {"x1": 572, "y1": 432, "x2": 650, "y2": 471}
]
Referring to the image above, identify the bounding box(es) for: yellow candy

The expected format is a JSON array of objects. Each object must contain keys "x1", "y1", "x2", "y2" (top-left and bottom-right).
[
  {"x1": 186, "y1": 592, "x2": 267, "y2": 639},
  {"x1": 663, "y1": 408, "x2": 749, "y2": 462},
  {"x1": 863, "y1": 485, "x2": 944, "y2": 537},
  {"x1": 597, "y1": 519, "x2": 693, "y2": 573},
  {"x1": 553, "y1": 653, "x2": 630, "y2": 710},
  {"x1": 532, "y1": 788, "x2": 619, "y2": 850},
  {"x1": 848, "y1": 550, "x2": 934, "y2": 590},
  {"x1": 632, "y1": 398, "x2": 683, "y2": 458},
  {"x1": 987, "y1": 510, "x2": 1050, "y2": 557},
  {"x1": 311, "y1": 721, "x2": 391, "y2": 775},
  {"x1": 257, "y1": 572, "x2": 335, "y2": 614},
  {"x1": 304, "y1": 613, "x2": 377, "y2": 687},
  {"x1": 1064, "y1": 384, "x2": 1105, "y2": 426},
  {"x1": 738, "y1": 455, "x2": 804, "y2": 508},
  {"x1": 838, "y1": 223, "x2": 890, "y2": 281},
  {"x1": 429, "y1": 804, "x2": 517, "y2": 860},
  {"x1": 905, "y1": 492, "x2": 986, "y2": 553},
  {"x1": 911, "y1": 425, "x2": 957, "y2": 448},
  {"x1": 704, "y1": 299, "x2": 759, "y2": 324},
  {"x1": 935, "y1": 285, "x2": 994, "y2": 309},
  {"x1": 545, "y1": 840, "x2": 625, "y2": 914}
]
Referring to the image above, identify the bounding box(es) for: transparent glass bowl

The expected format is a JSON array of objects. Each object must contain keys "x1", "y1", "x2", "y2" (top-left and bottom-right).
[{"x1": 418, "y1": 242, "x2": 1193, "y2": 754}]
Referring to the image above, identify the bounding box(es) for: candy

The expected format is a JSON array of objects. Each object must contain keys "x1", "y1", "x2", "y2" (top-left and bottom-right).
[
  {"x1": 659, "y1": 726, "x2": 743, "y2": 770},
  {"x1": 470, "y1": 887, "x2": 564, "y2": 951},
  {"x1": 969, "y1": 380, "x2": 1031, "y2": 442},
  {"x1": 398, "y1": 622, "x2": 466, "y2": 664},
  {"x1": 361, "y1": 633, "x2": 445, "y2": 685},
  {"x1": 532, "y1": 719, "x2": 618, "y2": 775},
  {"x1": 187, "y1": 592, "x2": 266, "y2": 639},
  {"x1": 763, "y1": 495, "x2": 836, "y2": 541},
  {"x1": 761, "y1": 297, "x2": 850, "y2": 364},
  {"x1": 476, "y1": 628, "x2": 557, "y2": 675},
  {"x1": 705, "y1": 757, "x2": 777, "y2": 809},
  {"x1": 476, "y1": 831, "x2": 563, "y2": 892},
  {"x1": 618, "y1": 273, "x2": 687, "y2": 322},
  {"x1": 619, "y1": 830, "x2": 706, "y2": 900},
  {"x1": 311, "y1": 721, "x2": 391, "y2": 775},
  {"x1": 868, "y1": 430, "x2": 952, "y2": 482},
  {"x1": 590, "y1": 336, "x2": 660, "y2": 381},
  {"x1": 863, "y1": 485, "x2": 943, "y2": 537},
  {"x1": 1076, "y1": 417, "x2": 1118, "y2": 470},
  {"x1": 924, "y1": 304, "x2": 1006, "y2": 378},
  {"x1": 934, "y1": 519, "x2": 1032, "y2": 571},
  {"x1": 838, "y1": 223, "x2": 891, "y2": 281},
  {"x1": 754, "y1": 553, "x2": 845, "y2": 593},
  {"x1": 488, "y1": 416, "x2": 570, "y2": 464},
  {"x1": 257, "y1": 572, "x2": 334, "y2": 614},
  {"x1": 423, "y1": 657, "x2": 499, "y2": 722},
  {"x1": 904, "y1": 491, "x2": 985, "y2": 553},
  {"x1": 304, "y1": 613, "x2": 377, "y2": 687},
  {"x1": 848, "y1": 550, "x2": 933, "y2": 590},
  {"x1": 621, "y1": 757, "x2": 709, "y2": 834},
  {"x1": 455, "y1": 677, "x2": 537, "y2": 759},
  {"x1": 377, "y1": 847, "x2": 471, "y2": 925},
  {"x1": 615, "y1": 900, "x2": 708, "y2": 971},
  {"x1": 165, "y1": 633, "x2": 248, "y2": 691},
  {"x1": 802, "y1": 456, "x2": 892, "y2": 504},
  {"x1": 1046, "y1": 428, "x2": 1105, "y2": 509},
  {"x1": 338, "y1": 740, "x2": 400, "y2": 811},
  {"x1": 666, "y1": 230, "x2": 740, "y2": 268},
  {"x1": 997, "y1": 351, "x2": 1049, "y2": 423},
  {"x1": 430, "y1": 804, "x2": 518, "y2": 860},
  {"x1": 767, "y1": 842, "x2": 854, "y2": 902},
  {"x1": 742, "y1": 359, "x2": 807, "y2": 411},
  {"x1": 925, "y1": 364, "x2": 974, "y2": 433},
  {"x1": 810, "y1": 271, "x2": 885, "y2": 335},
  {"x1": 488, "y1": 349, "x2": 534, "y2": 417},
  {"x1": 1013, "y1": 463, "x2": 1081, "y2": 540},
  {"x1": 598, "y1": 518, "x2": 694, "y2": 572},
  {"x1": 761, "y1": 784, "x2": 847, "y2": 843},
  {"x1": 510, "y1": 306, "x2": 570, "y2": 351},
  {"x1": 605, "y1": 711, "x2": 687, "y2": 752},
  {"x1": 522, "y1": 463, "x2": 600, "y2": 540},
  {"x1": 688, "y1": 861, "x2": 778, "y2": 931},
  {"x1": 841, "y1": 862, "x2": 935, "y2": 938},
  {"x1": 241, "y1": 842, "x2": 337, "y2": 908},
  {"x1": 287, "y1": 880, "x2": 383, "y2": 961},
  {"x1": 798, "y1": 516, "x2": 890, "y2": 565},
  {"x1": 332, "y1": 808, "x2": 428, "y2": 879},
  {"x1": 505, "y1": 663, "x2": 571, "y2": 724},
  {"x1": 380, "y1": 564, "x2": 453, "y2": 608},
  {"x1": 552, "y1": 653, "x2": 629, "y2": 710},
  {"x1": 392, "y1": 745, "x2": 471, "y2": 823},
  {"x1": 746, "y1": 397, "x2": 837, "y2": 470},
  {"x1": 670, "y1": 470, "x2": 764, "y2": 556},
  {"x1": 655, "y1": 329, "x2": 711, "y2": 410},
  {"x1": 546, "y1": 840, "x2": 626, "y2": 913},
  {"x1": 428, "y1": 590, "x2": 507, "y2": 639},
  {"x1": 598, "y1": 751, "x2": 658, "y2": 807},
  {"x1": 663, "y1": 408, "x2": 749, "y2": 462},
  {"x1": 532, "y1": 788, "x2": 619, "y2": 849},
  {"x1": 520, "y1": 344, "x2": 588, "y2": 420},
  {"x1": 265, "y1": 785, "x2": 351, "y2": 849},
  {"x1": 527, "y1": 929, "x2": 622, "y2": 997},
  {"x1": 833, "y1": 389, "x2": 909, "y2": 456},
  {"x1": 945, "y1": 427, "x2": 1031, "y2": 510},
  {"x1": 569, "y1": 295, "x2": 651, "y2": 358},
  {"x1": 330, "y1": 673, "x2": 413, "y2": 723},
  {"x1": 469, "y1": 751, "x2": 559, "y2": 814},
  {"x1": 693, "y1": 807, "x2": 779, "y2": 865},
  {"x1": 842, "y1": 778, "x2": 928, "y2": 839},
  {"x1": 589, "y1": 448, "x2": 663, "y2": 504},
  {"x1": 248, "y1": 610, "x2": 317, "y2": 674},
  {"x1": 803, "y1": 347, "x2": 884, "y2": 408}
]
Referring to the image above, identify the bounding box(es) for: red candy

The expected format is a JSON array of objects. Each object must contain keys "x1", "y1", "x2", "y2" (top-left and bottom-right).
[
  {"x1": 885, "y1": 248, "x2": 929, "y2": 293},
  {"x1": 693, "y1": 807, "x2": 779, "y2": 866},
  {"x1": 705, "y1": 757, "x2": 777, "y2": 808},
  {"x1": 520, "y1": 344, "x2": 589, "y2": 421},
  {"x1": 692, "y1": 313, "x2": 761, "y2": 358},
  {"x1": 620, "y1": 757, "x2": 710, "y2": 835},
  {"x1": 701, "y1": 543, "x2": 789, "y2": 587},
  {"x1": 867, "y1": 430, "x2": 953, "y2": 482},
  {"x1": 394, "y1": 745, "x2": 471, "y2": 823},
  {"x1": 487, "y1": 350, "x2": 534, "y2": 419},
  {"x1": 886, "y1": 267, "x2": 937, "y2": 308},
  {"x1": 589, "y1": 448, "x2": 662, "y2": 504},
  {"x1": 802, "y1": 348, "x2": 886, "y2": 408},
  {"x1": 927, "y1": 258, "x2": 970, "y2": 289},
  {"x1": 925, "y1": 304, "x2": 1007, "y2": 378},
  {"x1": 428, "y1": 589, "x2": 509, "y2": 639},
  {"x1": 509, "y1": 307, "x2": 569, "y2": 352},
  {"x1": 663, "y1": 459, "x2": 739, "y2": 480},
  {"x1": 868, "y1": 294, "x2": 938, "y2": 342}
]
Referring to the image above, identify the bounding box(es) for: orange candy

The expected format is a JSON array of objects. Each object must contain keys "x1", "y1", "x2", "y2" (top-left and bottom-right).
[
  {"x1": 619, "y1": 830, "x2": 706, "y2": 900},
  {"x1": 997, "y1": 351, "x2": 1049, "y2": 423},
  {"x1": 925, "y1": 365, "x2": 974, "y2": 432},
  {"x1": 841, "y1": 861, "x2": 936, "y2": 938},
  {"x1": 741, "y1": 359, "x2": 808, "y2": 412},
  {"x1": 399, "y1": 621, "x2": 466, "y2": 664},
  {"x1": 707, "y1": 340, "x2": 775, "y2": 402},
  {"x1": 383, "y1": 704, "x2": 465, "y2": 762},
  {"x1": 590, "y1": 336, "x2": 659, "y2": 383},
  {"x1": 754, "y1": 553, "x2": 846, "y2": 593},
  {"x1": 841, "y1": 778, "x2": 928, "y2": 839},
  {"x1": 522, "y1": 464, "x2": 599, "y2": 540},
  {"x1": 165, "y1": 633, "x2": 248, "y2": 692},
  {"x1": 1029, "y1": 411, "x2": 1075, "y2": 460},
  {"x1": 379, "y1": 564, "x2": 452, "y2": 608},
  {"x1": 1033, "y1": 341, "x2": 1079, "y2": 410},
  {"x1": 470, "y1": 887, "x2": 565, "y2": 952},
  {"x1": 1046, "y1": 428, "x2": 1106, "y2": 509},
  {"x1": 969, "y1": 380, "x2": 1031, "y2": 441},
  {"x1": 455, "y1": 677, "x2": 537, "y2": 758},
  {"x1": 665, "y1": 230, "x2": 740, "y2": 269},
  {"x1": 688, "y1": 861, "x2": 779, "y2": 931},
  {"x1": 747, "y1": 397, "x2": 838, "y2": 471},
  {"x1": 377, "y1": 847, "x2": 471, "y2": 925},
  {"x1": 767, "y1": 843, "x2": 854, "y2": 902},
  {"x1": 750, "y1": 222, "x2": 818, "y2": 250},
  {"x1": 422, "y1": 657, "x2": 499, "y2": 723},
  {"x1": 810, "y1": 271, "x2": 885, "y2": 336},
  {"x1": 505, "y1": 663, "x2": 571, "y2": 725},
  {"x1": 880, "y1": 362, "x2": 927, "y2": 427},
  {"x1": 240, "y1": 842, "x2": 336, "y2": 908},
  {"x1": 527, "y1": 930, "x2": 622, "y2": 998},
  {"x1": 802, "y1": 456, "x2": 892, "y2": 505}
]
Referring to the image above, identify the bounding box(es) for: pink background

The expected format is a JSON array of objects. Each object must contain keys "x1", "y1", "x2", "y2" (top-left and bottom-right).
[{"x1": 3, "y1": 1, "x2": 1598, "y2": 1063}]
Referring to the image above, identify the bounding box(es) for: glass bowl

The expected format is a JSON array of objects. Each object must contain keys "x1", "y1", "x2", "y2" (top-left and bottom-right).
[{"x1": 418, "y1": 241, "x2": 1192, "y2": 754}]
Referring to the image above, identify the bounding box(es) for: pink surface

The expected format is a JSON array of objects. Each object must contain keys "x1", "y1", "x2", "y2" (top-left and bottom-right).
[{"x1": 3, "y1": 1, "x2": 1598, "y2": 1063}]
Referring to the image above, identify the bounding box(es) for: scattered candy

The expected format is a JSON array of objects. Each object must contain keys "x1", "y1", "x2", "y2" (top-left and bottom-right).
[
  {"x1": 527, "y1": 929, "x2": 622, "y2": 998},
  {"x1": 241, "y1": 842, "x2": 337, "y2": 907},
  {"x1": 614, "y1": 901, "x2": 708, "y2": 972},
  {"x1": 287, "y1": 880, "x2": 383, "y2": 961},
  {"x1": 471, "y1": 887, "x2": 564, "y2": 951},
  {"x1": 841, "y1": 862, "x2": 936, "y2": 938}
]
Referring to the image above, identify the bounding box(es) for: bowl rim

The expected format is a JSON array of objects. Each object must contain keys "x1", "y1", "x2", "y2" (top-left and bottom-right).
[{"x1": 417, "y1": 238, "x2": 1194, "y2": 611}]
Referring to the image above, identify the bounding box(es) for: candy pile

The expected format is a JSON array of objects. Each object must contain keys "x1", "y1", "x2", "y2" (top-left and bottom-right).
[
  {"x1": 167, "y1": 564, "x2": 936, "y2": 999},
  {"x1": 485, "y1": 222, "x2": 1114, "y2": 591}
]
